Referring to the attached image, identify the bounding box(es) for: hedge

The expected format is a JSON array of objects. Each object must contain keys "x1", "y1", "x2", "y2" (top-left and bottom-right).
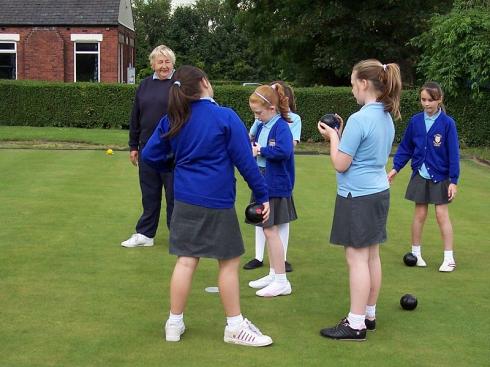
[{"x1": 1, "y1": 80, "x2": 489, "y2": 146}]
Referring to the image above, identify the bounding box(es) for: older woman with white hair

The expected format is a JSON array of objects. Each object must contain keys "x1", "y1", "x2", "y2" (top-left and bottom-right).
[{"x1": 122, "y1": 45, "x2": 176, "y2": 248}]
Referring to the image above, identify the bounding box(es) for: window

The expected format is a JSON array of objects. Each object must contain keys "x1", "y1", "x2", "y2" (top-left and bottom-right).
[
  {"x1": 74, "y1": 42, "x2": 99, "y2": 82},
  {"x1": 0, "y1": 42, "x2": 17, "y2": 80},
  {"x1": 71, "y1": 34, "x2": 103, "y2": 82}
]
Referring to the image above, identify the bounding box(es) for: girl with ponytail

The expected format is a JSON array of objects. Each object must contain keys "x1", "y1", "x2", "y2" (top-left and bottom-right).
[
  {"x1": 246, "y1": 84, "x2": 297, "y2": 297},
  {"x1": 142, "y1": 65, "x2": 273, "y2": 347},
  {"x1": 244, "y1": 81, "x2": 302, "y2": 273},
  {"x1": 317, "y1": 59, "x2": 402, "y2": 341}
]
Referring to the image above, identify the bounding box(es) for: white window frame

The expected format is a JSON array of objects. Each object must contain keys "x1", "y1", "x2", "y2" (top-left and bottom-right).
[
  {"x1": 71, "y1": 34, "x2": 103, "y2": 82},
  {"x1": 118, "y1": 42, "x2": 124, "y2": 83},
  {"x1": 0, "y1": 34, "x2": 19, "y2": 80}
]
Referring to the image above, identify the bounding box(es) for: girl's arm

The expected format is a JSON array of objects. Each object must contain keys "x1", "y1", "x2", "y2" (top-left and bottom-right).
[
  {"x1": 447, "y1": 119, "x2": 460, "y2": 185},
  {"x1": 141, "y1": 117, "x2": 173, "y2": 173},
  {"x1": 317, "y1": 121, "x2": 352, "y2": 172},
  {"x1": 447, "y1": 118, "x2": 460, "y2": 201},
  {"x1": 393, "y1": 120, "x2": 415, "y2": 172},
  {"x1": 225, "y1": 112, "x2": 269, "y2": 206},
  {"x1": 249, "y1": 119, "x2": 260, "y2": 141},
  {"x1": 259, "y1": 123, "x2": 294, "y2": 161}
]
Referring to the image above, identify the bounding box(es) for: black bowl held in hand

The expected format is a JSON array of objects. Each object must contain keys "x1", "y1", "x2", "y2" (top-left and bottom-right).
[
  {"x1": 403, "y1": 252, "x2": 418, "y2": 267},
  {"x1": 400, "y1": 294, "x2": 418, "y2": 310},
  {"x1": 320, "y1": 113, "x2": 341, "y2": 130},
  {"x1": 245, "y1": 203, "x2": 264, "y2": 224}
]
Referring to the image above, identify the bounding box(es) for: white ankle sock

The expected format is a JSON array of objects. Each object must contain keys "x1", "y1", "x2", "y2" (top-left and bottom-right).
[
  {"x1": 347, "y1": 312, "x2": 366, "y2": 330},
  {"x1": 412, "y1": 245, "x2": 422, "y2": 257},
  {"x1": 365, "y1": 304, "x2": 376, "y2": 319},
  {"x1": 169, "y1": 312, "x2": 183, "y2": 323},
  {"x1": 268, "y1": 268, "x2": 275, "y2": 276},
  {"x1": 274, "y1": 273, "x2": 287, "y2": 283},
  {"x1": 227, "y1": 314, "x2": 244, "y2": 328},
  {"x1": 444, "y1": 250, "x2": 454, "y2": 262}
]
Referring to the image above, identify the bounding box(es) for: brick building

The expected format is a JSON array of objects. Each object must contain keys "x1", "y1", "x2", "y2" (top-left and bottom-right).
[{"x1": 0, "y1": 0, "x2": 135, "y2": 83}]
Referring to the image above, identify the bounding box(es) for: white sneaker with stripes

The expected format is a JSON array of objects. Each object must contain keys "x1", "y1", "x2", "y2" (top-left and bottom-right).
[
  {"x1": 439, "y1": 259, "x2": 456, "y2": 272},
  {"x1": 224, "y1": 318, "x2": 273, "y2": 347}
]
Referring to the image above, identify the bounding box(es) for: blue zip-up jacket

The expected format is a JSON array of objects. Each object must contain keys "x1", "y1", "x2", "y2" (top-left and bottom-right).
[
  {"x1": 254, "y1": 118, "x2": 295, "y2": 197},
  {"x1": 393, "y1": 111, "x2": 460, "y2": 184},
  {"x1": 142, "y1": 99, "x2": 269, "y2": 209}
]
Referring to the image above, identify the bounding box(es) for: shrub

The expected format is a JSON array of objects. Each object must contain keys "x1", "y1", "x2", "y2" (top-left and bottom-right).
[
  {"x1": 1, "y1": 80, "x2": 488, "y2": 146},
  {"x1": 0, "y1": 80, "x2": 135, "y2": 129}
]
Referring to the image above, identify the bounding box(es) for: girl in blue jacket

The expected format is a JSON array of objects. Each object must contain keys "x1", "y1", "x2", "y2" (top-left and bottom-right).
[
  {"x1": 247, "y1": 84, "x2": 297, "y2": 297},
  {"x1": 244, "y1": 81, "x2": 301, "y2": 273},
  {"x1": 388, "y1": 82, "x2": 460, "y2": 272},
  {"x1": 142, "y1": 65, "x2": 273, "y2": 347}
]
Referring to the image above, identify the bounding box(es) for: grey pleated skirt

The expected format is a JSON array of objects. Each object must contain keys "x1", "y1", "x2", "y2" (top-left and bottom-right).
[
  {"x1": 246, "y1": 196, "x2": 298, "y2": 228},
  {"x1": 169, "y1": 200, "x2": 245, "y2": 259},
  {"x1": 405, "y1": 173, "x2": 451, "y2": 205},
  {"x1": 330, "y1": 189, "x2": 390, "y2": 248}
]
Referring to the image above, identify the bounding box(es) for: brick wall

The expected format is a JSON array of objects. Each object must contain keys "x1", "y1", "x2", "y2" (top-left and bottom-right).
[{"x1": 0, "y1": 25, "x2": 135, "y2": 83}]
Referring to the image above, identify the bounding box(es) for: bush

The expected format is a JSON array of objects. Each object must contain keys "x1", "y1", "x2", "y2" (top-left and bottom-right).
[
  {"x1": 0, "y1": 80, "x2": 135, "y2": 129},
  {"x1": 1, "y1": 80, "x2": 488, "y2": 146}
]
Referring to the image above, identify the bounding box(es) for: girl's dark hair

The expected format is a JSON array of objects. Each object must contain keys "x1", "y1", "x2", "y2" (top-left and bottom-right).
[
  {"x1": 270, "y1": 80, "x2": 297, "y2": 113},
  {"x1": 353, "y1": 59, "x2": 402, "y2": 120},
  {"x1": 420, "y1": 81, "x2": 445, "y2": 112},
  {"x1": 166, "y1": 65, "x2": 208, "y2": 138}
]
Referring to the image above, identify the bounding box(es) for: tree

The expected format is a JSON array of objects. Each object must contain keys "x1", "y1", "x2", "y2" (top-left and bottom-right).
[
  {"x1": 411, "y1": 0, "x2": 490, "y2": 97},
  {"x1": 132, "y1": 0, "x2": 172, "y2": 77},
  {"x1": 165, "y1": 0, "x2": 262, "y2": 81},
  {"x1": 237, "y1": 0, "x2": 452, "y2": 86}
]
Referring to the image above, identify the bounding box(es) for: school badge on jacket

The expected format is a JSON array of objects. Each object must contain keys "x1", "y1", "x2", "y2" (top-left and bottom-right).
[{"x1": 433, "y1": 134, "x2": 442, "y2": 147}]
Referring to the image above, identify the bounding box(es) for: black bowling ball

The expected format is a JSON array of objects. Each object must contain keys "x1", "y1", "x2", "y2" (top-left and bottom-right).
[
  {"x1": 245, "y1": 203, "x2": 264, "y2": 223},
  {"x1": 403, "y1": 252, "x2": 418, "y2": 267},
  {"x1": 320, "y1": 113, "x2": 341, "y2": 129},
  {"x1": 400, "y1": 294, "x2": 418, "y2": 310}
]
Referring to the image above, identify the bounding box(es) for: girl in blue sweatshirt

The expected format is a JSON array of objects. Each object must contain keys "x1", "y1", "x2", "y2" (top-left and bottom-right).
[
  {"x1": 243, "y1": 81, "x2": 302, "y2": 273},
  {"x1": 142, "y1": 65, "x2": 273, "y2": 347},
  {"x1": 388, "y1": 82, "x2": 460, "y2": 272},
  {"x1": 247, "y1": 84, "x2": 297, "y2": 297}
]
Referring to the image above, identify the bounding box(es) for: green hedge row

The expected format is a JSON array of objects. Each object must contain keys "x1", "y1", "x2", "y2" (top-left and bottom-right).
[{"x1": 1, "y1": 80, "x2": 489, "y2": 146}]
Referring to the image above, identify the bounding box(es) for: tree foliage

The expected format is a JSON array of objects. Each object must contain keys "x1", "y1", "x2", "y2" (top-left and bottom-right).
[
  {"x1": 236, "y1": 0, "x2": 452, "y2": 86},
  {"x1": 132, "y1": 0, "x2": 172, "y2": 78},
  {"x1": 411, "y1": 0, "x2": 490, "y2": 97}
]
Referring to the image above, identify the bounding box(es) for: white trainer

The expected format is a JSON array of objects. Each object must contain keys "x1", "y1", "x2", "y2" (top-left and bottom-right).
[
  {"x1": 224, "y1": 318, "x2": 273, "y2": 347},
  {"x1": 165, "y1": 320, "x2": 186, "y2": 342},
  {"x1": 256, "y1": 281, "x2": 291, "y2": 297},
  {"x1": 121, "y1": 233, "x2": 154, "y2": 248},
  {"x1": 248, "y1": 274, "x2": 274, "y2": 289},
  {"x1": 439, "y1": 260, "x2": 456, "y2": 272},
  {"x1": 415, "y1": 255, "x2": 427, "y2": 267}
]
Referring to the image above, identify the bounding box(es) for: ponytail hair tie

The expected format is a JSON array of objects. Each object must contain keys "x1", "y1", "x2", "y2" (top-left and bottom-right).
[
  {"x1": 382, "y1": 64, "x2": 387, "y2": 71},
  {"x1": 173, "y1": 80, "x2": 181, "y2": 87}
]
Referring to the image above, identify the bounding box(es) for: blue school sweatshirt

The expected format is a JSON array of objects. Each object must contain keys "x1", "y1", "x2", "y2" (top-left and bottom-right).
[
  {"x1": 141, "y1": 99, "x2": 269, "y2": 209},
  {"x1": 254, "y1": 118, "x2": 295, "y2": 197},
  {"x1": 393, "y1": 111, "x2": 460, "y2": 184}
]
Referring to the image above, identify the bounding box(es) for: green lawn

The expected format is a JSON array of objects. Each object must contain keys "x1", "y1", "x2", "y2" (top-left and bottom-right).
[
  {"x1": 1, "y1": 146, "x2": 489, "y2": 367},
  {"x1": 2, "y1": 125, "x2": 490, "y2": 161}
]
